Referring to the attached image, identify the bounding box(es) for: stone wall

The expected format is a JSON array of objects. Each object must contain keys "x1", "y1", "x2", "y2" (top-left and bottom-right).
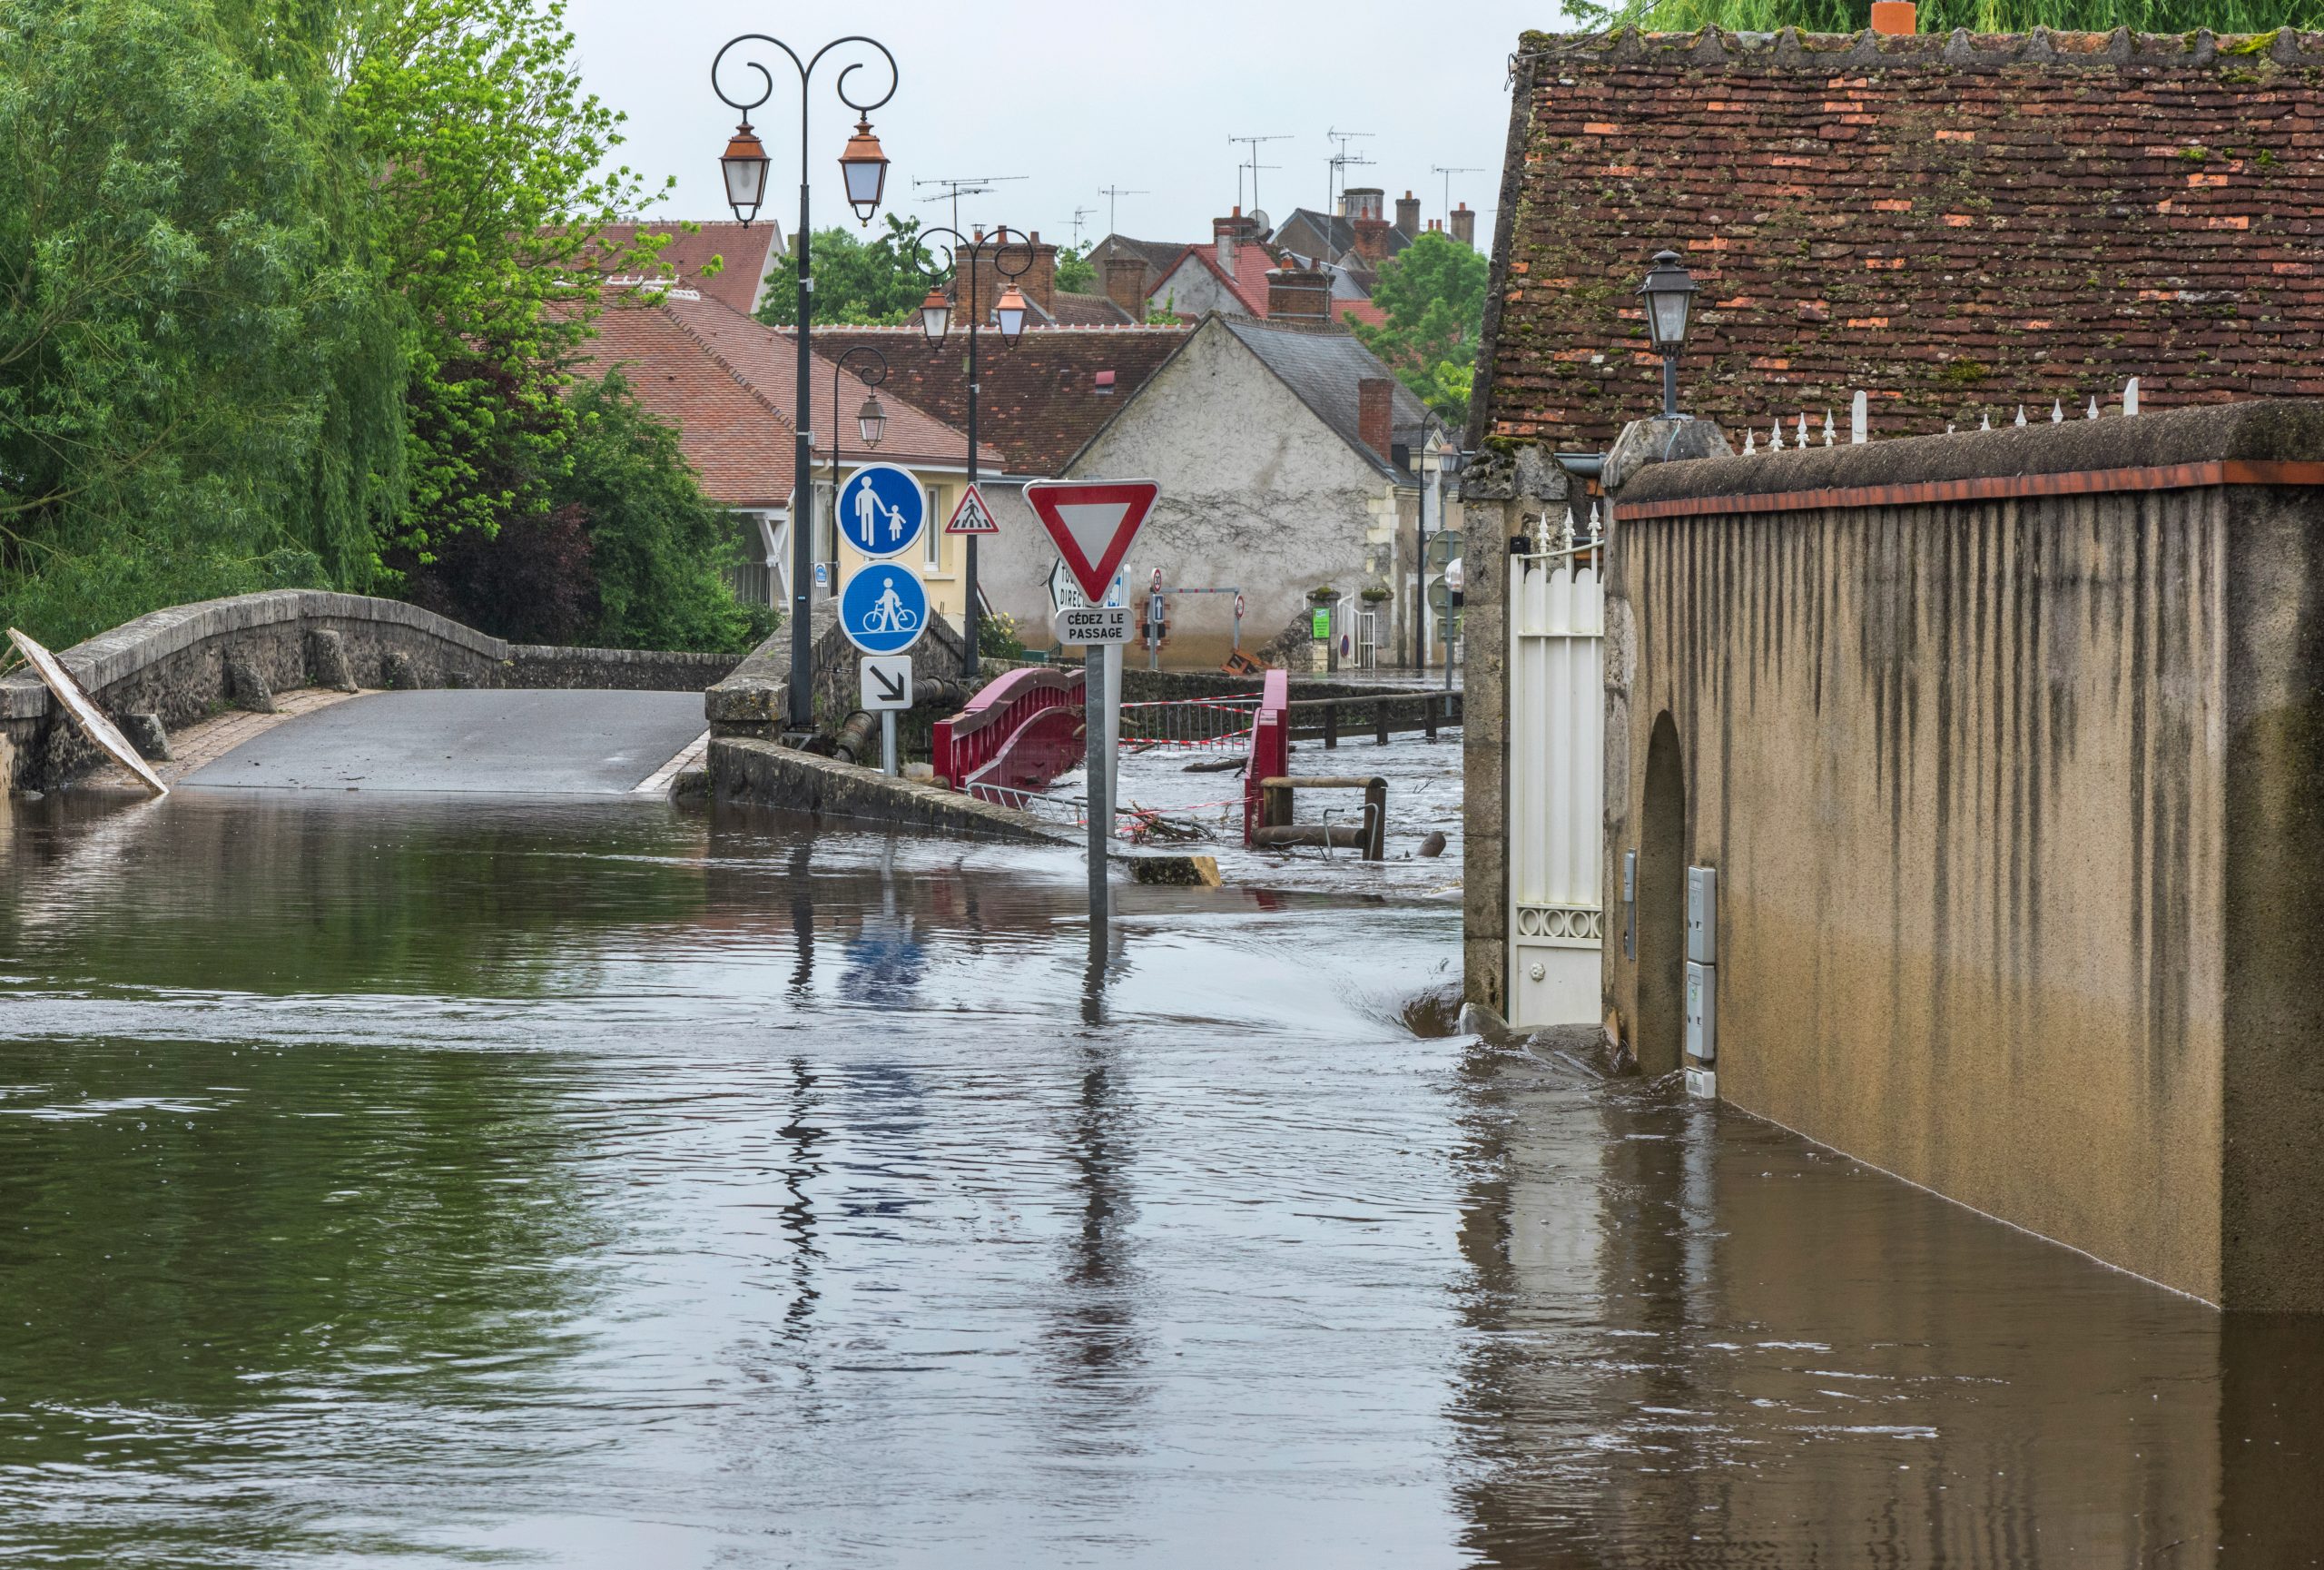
[
  {"x1": 1474, "y1": 25, "x2": 2324, "y2": 454},
  {"x1": 708, "y1": 736, "x2": 1066, "y2": 843},
  {"x1": 2, "y1": 589, "x2": 737, "y2": 791},
  {"x1": 1595, "y1": 400, "x2": 2324, "y2": 1310},
  {"x1": 705, "y1": 604, "x2": 973, "y2": 743}
]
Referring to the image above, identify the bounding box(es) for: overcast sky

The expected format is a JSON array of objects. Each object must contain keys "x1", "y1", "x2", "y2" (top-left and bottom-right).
[{"x1": 562, "y1": 0, "x2": 1561, "y2": 254}]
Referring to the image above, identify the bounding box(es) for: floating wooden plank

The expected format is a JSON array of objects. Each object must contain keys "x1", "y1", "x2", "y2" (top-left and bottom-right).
[{"x1": 6, "y1": 627, "x2": 167, "y2": 796}]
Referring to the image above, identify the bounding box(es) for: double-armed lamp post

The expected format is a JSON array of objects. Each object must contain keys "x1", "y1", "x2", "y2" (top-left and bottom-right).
[
  {"x1": 712, "y1": 32, "x2": 895, "y2": 734},
  {"x1": 912, "y1": 228, "x2": 1031, "y2": 679}
]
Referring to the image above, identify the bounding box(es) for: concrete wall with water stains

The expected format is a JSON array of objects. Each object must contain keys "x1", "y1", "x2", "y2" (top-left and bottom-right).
[{"x1": 1600, "y1": 402, "x2": 2324, "y2": 1310}]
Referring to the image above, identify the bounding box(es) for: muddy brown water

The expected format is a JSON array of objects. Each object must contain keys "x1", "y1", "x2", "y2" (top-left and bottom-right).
[{"x1": 0, "y1": 793, "x2": 2315, "y2": 1567}]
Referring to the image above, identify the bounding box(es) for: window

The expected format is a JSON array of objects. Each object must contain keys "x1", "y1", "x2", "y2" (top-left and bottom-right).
[{"x1": 925, "y1": 486, "x2": 947, "y2": 573}]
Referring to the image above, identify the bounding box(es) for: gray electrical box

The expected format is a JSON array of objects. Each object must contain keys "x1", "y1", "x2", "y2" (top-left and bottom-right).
[
  {"x1": 1687, "y1": 864, "x2": 1718, "y2": 964},
  {"x1": 1686, "y1": 959, "x2": 1717, "y2": 1062}
]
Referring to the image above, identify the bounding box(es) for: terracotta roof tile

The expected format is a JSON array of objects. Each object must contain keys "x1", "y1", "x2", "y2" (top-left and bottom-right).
[
  {"x1": 583, "y1": 222, "x2": 780, "y2": 317},
  {"x1": 801, "y1": 325, "x2": 1194, "y2": 475}
]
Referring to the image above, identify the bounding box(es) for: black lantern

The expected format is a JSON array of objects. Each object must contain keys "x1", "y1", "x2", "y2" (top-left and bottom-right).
[
  {"x1": 720, "y1": 122, "x2": 772, "y2": 225},
  {"x1": 1638, "y1": 248, "x2": 1699, "y2": 418},
  {"x1": 837, "y1": 116, "x2": 891, "y2": 224},
  {"x1": 857, "y1": 392, "x2": 887, "y2": 448}
]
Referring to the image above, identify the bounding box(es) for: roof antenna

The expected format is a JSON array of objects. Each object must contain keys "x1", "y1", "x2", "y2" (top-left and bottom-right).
[
  {"x1": 1098, "y1": 184, "x2": 1149, "y2": 236},
  {"x1": 1229, "y1": 134, "x2": 1293, "y2": 213}
]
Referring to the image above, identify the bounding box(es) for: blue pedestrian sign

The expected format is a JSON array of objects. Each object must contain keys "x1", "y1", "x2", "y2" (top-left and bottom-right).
[
  {"x1": 839, "y1": 561, "x2": 930, "y2": 656},
  {"x1": 836, "y1": 462, "x2": 926, "y2": 560}
]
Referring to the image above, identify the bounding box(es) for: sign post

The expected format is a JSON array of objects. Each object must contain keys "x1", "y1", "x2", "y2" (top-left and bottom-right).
[
  {"x1": 840, "y1": 559, "x2": 931, "y2": 778},
  {"x1": 859, "y1": 654, "x2": 914, "y2": 776},
  {"x1": 1027, "y1": 479, "x2": 1158, "y2": 916}
]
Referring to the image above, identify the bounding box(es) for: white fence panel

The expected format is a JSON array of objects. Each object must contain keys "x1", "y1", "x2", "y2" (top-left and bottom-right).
[{"x1": 1507, "y1": 550, "x2": 1604, "y2": 1029}]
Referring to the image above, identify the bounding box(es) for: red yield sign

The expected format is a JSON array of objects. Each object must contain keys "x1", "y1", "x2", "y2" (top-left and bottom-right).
[{"x1": 1025, "y1": 479, "x2": 1157, "y2": 605}]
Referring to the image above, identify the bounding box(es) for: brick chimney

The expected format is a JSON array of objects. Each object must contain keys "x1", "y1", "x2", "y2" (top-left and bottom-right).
[
  {"x1": 1344, "y1": 187, "x2": 1384, "y2": 222},
  {"x1": 1265, "y1": 263, "x2": 1331, "y2": 323},
  {"x1": 1449, "y1": 202, "x2": 1475, "y2": 248},
  {"x1": 966, "y1": 232, "x2": 1059, "y2": 318},
  {"x1": 1105, "y1": 254, "x2": 1147, "y2": 322},
  {"x1": 1213, "y1": 206, "x2": 1260, "y2": 277},
  {"x1": 1357, "y1": 377, "x2": 1393, "y2": 459},
  {"x1": 1351, "y1": 215, "x2": 1392, "y2": 264},
  {"x1": 1394, "y1": 190, "x2": 1420, "y2": 236}
]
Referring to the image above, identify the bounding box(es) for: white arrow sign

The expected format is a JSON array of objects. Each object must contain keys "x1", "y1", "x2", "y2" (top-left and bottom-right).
[{"x1": 859, "y1": 654, "x2": 913, "y2": 711}]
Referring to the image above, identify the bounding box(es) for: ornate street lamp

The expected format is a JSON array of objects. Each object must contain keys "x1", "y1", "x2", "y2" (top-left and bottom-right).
[
  {"x1": 712, "y1": 32, "x2": 898, "y2": 735},
  {"x1": 913, "y1": 225, "x2": 1037, "y2": 678},
  {"x1": 825, "y1": 344, "x2": 889, "y2": 596},
  {"x1": 1638, "y1": 248, "x2": 1699, "y2": 420}
]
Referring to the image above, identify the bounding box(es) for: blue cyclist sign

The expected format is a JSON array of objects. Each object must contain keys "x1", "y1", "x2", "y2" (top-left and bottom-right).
[
  {"x1": 835, "y1": 462, "x2": 926, "y2": 560},
  {"x1": 839, "y1": 561, "x2": 930, "y2": 656}
]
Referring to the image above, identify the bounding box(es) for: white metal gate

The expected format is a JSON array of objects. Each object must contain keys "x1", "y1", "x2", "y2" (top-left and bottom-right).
[{"x1": 1507, "y1": 547, "x2": 1604, "y2": 1028}]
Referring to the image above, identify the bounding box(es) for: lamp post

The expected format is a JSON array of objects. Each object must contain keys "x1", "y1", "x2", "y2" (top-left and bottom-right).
[
  {"x1": 825, "y1": 345, "x2": 889, "y2": 591},
  {"x1": 1638, "y1": 249, "x2": 1699, "y2": 420},
  {"x1": 913, "y1": 226, "x2": 1033, "y2": 680},
  {"x1": 1414, "y1": 431, "x2": 1443, "y2": 673},
  {"x1": 712, "y1": 33, "x2": 896, "y2": 735}
]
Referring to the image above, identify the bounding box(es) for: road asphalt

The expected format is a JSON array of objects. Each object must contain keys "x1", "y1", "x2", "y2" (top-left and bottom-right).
[{"x1": 181, "y1": 689, "x2": 707, "y2": 795}]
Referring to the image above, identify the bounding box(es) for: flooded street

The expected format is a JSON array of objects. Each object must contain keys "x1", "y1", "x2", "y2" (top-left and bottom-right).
[{"x1": 0, "y1": 794, "x2": 2316, "y2": 1567}]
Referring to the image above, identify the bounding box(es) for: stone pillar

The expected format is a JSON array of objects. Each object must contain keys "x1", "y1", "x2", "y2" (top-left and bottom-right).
[{"x1": 1456, "y1": 444, "x2": 1570, "y2": 1015}]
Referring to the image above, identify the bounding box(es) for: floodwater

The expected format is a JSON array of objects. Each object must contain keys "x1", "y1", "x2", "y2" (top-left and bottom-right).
[{"x1": 0, "y1": 792, "x2": 2316, "y2": 1568}]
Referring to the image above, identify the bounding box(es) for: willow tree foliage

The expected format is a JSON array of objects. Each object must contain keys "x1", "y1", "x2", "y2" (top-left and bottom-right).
[
  {"x1": 1568, "y1": 0, "x2": 2324, "y2": 31},
  {"x1": 0, "y1": 0, "x2": 403, "y2": 644}
]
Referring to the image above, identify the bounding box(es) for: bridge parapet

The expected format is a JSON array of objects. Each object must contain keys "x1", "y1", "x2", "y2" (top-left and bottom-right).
[{"x1": 3, "y1": 589, "x2": 735, "y2": 791}]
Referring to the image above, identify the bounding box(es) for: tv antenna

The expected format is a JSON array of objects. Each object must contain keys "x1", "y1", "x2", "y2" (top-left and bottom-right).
[
  {"x1": 913, "y1": 174, "x2": 1027, "y2": 234},
  {"x1": 1324, "y1": 129, "x2": 1374, "y2": 259},
  {"x1": 1432, "y1": 164, "x2": 1484, "y2": 223},
  {"x1": 1098, "y1": 185, "x2": 1148, "y2": 235},
  {"x1": 1070, "y1": 203, "x2": 1098, "y2": 247},
  {"x1": 1228, "y1": 133, "x2": 1292, "y2": 212}
]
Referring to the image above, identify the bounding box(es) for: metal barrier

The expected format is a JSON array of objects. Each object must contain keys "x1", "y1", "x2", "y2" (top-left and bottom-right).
[
  {"x1": 1118, "y1": 696, "x2": 1260, "y2": 751},
  {"x1": 932, "y1": 667, "x2": 1086, "y2": 801},
  {"x1": 1250, "y1": 775, "x2": 1388, "y2": 860},
  {"x1": 1242, "y1": 669, "x2": 1290, "y2": 845}
]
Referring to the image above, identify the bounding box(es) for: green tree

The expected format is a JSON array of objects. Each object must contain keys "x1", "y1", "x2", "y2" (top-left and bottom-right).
[
  {"x1": 756, "y1": 214, "x2": 929, "y2": 327},
  {"x1": 1055, "y1": 242, "x2": 1096, "y2": 295},
  {"x1": 0, "y1": 0, "x2": 406, "y2": 647},
  {"x1": 344, "y1": 0, "x2": 667, "y2": 568},
  {"x1": 1568, "y1": 0, "x2": 2323, "y2": 29},
  {"x1": 1348, "y1": 232, "x2": 1489, "y2": 426}
]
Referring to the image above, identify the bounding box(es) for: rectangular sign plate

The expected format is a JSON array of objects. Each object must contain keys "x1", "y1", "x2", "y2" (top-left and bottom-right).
[
  {"x1": 1052, "y1": 605, "x2": 1132, "y2": 645},
  {"x1": 859, "y1": 653, "x2": 914, "y2": 711}
]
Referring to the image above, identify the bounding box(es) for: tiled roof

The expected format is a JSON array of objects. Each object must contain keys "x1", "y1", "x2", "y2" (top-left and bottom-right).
[
  {"x1": 1267, "y1": 208, "x2": 1412, "y2": 266},
  {"x1": 584, "y1": 222, "x2": 781, "y2": 317},
  {"x1": 1048, "y1": 291, "x2": 1135, "y2": 327},
  {"x1": 1150, "y1": 240, "x2": 1280, "y2": 318},
  {"x1": 576, "y1": 292, "x2": 994, "y2": 509},
  {"x1": 1218, "y1": 316, "x2": 1431, "y2": 483},
  {"x1": 801, "y1": 324, "x2": 1194, "y2": 476}
]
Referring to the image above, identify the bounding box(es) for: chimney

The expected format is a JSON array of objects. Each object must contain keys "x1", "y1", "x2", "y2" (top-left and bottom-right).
[
  {"x1": 1213, "y1": 206, "x2": 1260, "y2": 277},
  {"x1": 1450, "y1": 202, "x2": 1476, "y2": 248},
  {"x1": 967, "y1": 233, "x2": 1059, "y2": 319},
  {"x1": 1344, "y1": 187, "x2": 1384, "y2": 222},
  {"x1": 1351, "y1": 215, "x2": 1391, "y2": 264},
  {"x1": 1104, "y1": 254, "x2": 1147, "y2": 322},
  {"x1": 1358, "y1": 377, "x2": 1393, "y2": 459},
  {"x1": 1871, "y1": 0, "x2": 1915, "y2": 33},
  {"x1": 1265, "y1": 262, "x2": 1331, "y2": 323},
  {"x1": 1394, "y1": 190, "x2": 1420, "y2": 236}
]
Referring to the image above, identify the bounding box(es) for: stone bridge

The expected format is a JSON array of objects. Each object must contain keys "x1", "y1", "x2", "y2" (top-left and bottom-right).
[{"x1": 2, "y1": 590, "x2": 736, "y2": 796}]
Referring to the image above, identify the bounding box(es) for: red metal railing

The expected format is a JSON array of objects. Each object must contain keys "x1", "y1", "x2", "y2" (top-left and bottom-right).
[
  {"x1": 1242, "y1": 668, "x2": 1289, "y2": 845},
  {"x1": 934, "y1": 667, "x2": 1087, "y2": 801}
]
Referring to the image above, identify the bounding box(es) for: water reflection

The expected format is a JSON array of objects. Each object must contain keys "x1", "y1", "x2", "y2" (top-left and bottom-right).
[{"x1": 0, "y1": 791, "x2": 2317, "y2": 1565}]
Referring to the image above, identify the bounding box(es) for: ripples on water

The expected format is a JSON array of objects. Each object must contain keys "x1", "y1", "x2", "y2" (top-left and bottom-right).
[{"x1": 0, "y1": 793, "x2": 2315, "y2": 1567}]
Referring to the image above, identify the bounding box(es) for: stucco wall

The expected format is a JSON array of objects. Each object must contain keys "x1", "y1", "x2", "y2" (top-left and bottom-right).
[
  {"x1": 1596, "y1": 403, "x2": 2324, "y2": 1308},
  {"x1": 1064, "y1": 318, "x2": 1407, "y2": 669}
]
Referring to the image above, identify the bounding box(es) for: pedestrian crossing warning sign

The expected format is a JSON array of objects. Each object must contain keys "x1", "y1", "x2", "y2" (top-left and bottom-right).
[{"x1": 944, "y1": 483, "x2": 1000, "y2": 536}]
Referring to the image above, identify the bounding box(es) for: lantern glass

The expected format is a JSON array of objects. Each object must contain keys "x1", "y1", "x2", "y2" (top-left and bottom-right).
[
  {"x1": 838, "y1": 117, "x2": 890, "y2": 224},
  {"x1": 919, "y1": 286, "x2": 951, "y2": 344},
  {"x1": 720, "y1": 124, "x2": 770, "y2": 224},
  {"x1": 1637, "y1": 248, "x2": 1699, "y2": 351},
  {"x1": 994, "y1": 283, "x2": 1029, "y2": 345},
  {"x1": 858, "y1": 394, "x2": 887, "y2": 448}
]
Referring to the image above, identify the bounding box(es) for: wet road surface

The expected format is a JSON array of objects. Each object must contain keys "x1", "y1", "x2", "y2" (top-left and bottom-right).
[
  {"x1": 0, "y1": 792, "x2": 2317, "y2": 1566},
  {"x1": 180, "y1": 689, "x2": 705, "y2": 795}
]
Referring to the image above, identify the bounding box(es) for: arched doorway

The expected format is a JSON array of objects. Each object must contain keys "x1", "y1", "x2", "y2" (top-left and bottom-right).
[{"x1": 1634, "y1": 711, "x2": 1687, "y2": 1077}]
